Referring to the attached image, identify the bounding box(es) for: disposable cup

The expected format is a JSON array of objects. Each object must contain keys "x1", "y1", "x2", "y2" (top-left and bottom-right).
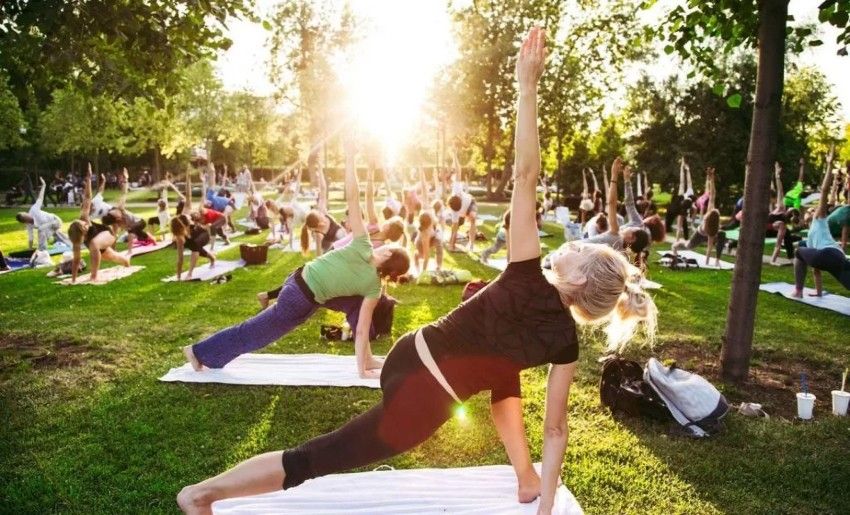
[
  {"x1": 831, "y1": 390, "x2": 850, "y2": 416},
  {"x1": 796, "y1": 392, "x2": 815, "y2": 420}
]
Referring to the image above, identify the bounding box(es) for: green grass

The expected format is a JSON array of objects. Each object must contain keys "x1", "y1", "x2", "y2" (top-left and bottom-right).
[{"x1": 1, "y1": 195, "x2": 849, "y2": 514}]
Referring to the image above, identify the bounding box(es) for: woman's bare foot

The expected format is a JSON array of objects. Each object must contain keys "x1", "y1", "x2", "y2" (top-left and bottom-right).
[
  {"x1": 365, "y1": 356, "x2": 384, "y2": 370},
  {"x1": 257, "y1": 292, "x2": 269, "y2": 309},
  {"x1": 177, "y1": 485, "x2": 213, "y2": 515},
  {"x1": 183, "y1": 345, "x2": 203, "y2": 372},
  {"x1": 359, "y1": 368, "x2": 381, "y2": 379},
  {"x1": 517, "y1": 469, "x2": 541, "y2": 503},
  {"x1": 808, "y1": 290, "x2": 823, "y2": 297},
  {"x1": 791, "y1": 289, "x2": 803, "y2": 298}
]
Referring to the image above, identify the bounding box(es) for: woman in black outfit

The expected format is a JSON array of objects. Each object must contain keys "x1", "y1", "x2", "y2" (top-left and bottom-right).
[
  {"x1": 171, "y1": 169, "x2": 216, "y2": 281},
  {"x1": 177, "y1": 28, "x2": 656, "y2": 515}
]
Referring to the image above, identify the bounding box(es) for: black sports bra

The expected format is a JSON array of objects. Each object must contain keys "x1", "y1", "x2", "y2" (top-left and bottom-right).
[{"x1": 84, "y1": 222, "x2": 113, "y2": 247}]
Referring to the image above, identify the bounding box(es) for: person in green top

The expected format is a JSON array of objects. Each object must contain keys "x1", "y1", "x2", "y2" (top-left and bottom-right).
[
  {"x1": 783, "y1": 157, "x2": 805, "y2": 210},
  {"x1": 183, "y1": 133, "x2": 411, "y2": 379}
]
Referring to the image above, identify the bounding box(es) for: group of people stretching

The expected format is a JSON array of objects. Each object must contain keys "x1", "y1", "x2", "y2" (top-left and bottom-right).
[{"x1": 176, "y1": 27, "x2": 657, "y2": 515}]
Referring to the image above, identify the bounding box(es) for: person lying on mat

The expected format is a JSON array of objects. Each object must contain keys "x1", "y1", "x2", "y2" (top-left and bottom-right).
[
  {"x1": 15, "y1": 176, "x2": 71, "y2": 251},
  {"x1": 177, "y1": 28, "x2": 657, "y2": 515},
  {"x1": 67, "y1": 164, "x2": 130, "y2": 284},
  {"x1": 182, "y1": 133, "x2": 410, "y2": 379},
  {"x1": 101, "y1": 168, "x2": 156, "y2": 258},
  {"x1": 793, "y1": 159, "x2": 850, "y2": 297},
  {"x1": 672, "y1": 167, "x2": 724, "y2": 266},
  {"x1": 300, "y1": 165, "x2": 347, "y2": 256},
  {"x1": 171, "y1": 168, "x2": 217, "y2": 281}
]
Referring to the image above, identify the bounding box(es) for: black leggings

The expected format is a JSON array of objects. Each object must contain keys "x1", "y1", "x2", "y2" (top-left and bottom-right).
[
  {"x1": 186, "y1": 231, "x2": 212, "y2": 259},
  {"x1": 127, "y1": 219, "x2": 148, "y2": 240},
  {"x1": 281, "y1": 333, "x2": 454, "y2": 489},
  {"x1": 210, "y1": 217, "x2": 228, "y2": 239},
  {"x1": 794, "y1": 246, "x2": 850, "y2": 291}
]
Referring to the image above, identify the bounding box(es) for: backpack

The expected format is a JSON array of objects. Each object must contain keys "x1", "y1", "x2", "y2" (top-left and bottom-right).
[
  {"x1": 644, "y1": 358, "x2": 729, "y2": 437},
  {"x1": 599, "y1": 357, "x2": 671, "y2": 422}
]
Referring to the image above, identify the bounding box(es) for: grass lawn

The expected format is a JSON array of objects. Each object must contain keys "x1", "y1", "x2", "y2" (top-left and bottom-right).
[{"x1": 1, "y1": 195, "x2": 849, "y2": 514}]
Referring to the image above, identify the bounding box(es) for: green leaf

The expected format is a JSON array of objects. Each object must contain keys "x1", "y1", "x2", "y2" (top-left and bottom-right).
[
  {"x1": 809, "y1": 39, "x2": 824, "y2": 46},
  {"x1": 830, "y1": 10, "x2": 849, "y2": 27},
  {"x1": 726, "y1": 93, "x2": 742, "y2": 108},
  {"x1": 663, "y1": 44, "x2": 675, "y2": 54},
  {"x1": 262, "y1": 19, "x2": 272, "y2": 31},
  {"x1": 712, "y1": 83, "x2": 725, "y2": 96}
]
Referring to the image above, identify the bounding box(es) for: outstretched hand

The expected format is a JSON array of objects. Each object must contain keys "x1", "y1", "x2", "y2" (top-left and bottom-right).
[
  {"x1": 623, "y1": 165, "x2": 632, "y2": 181},
  {"x1": 516, "y1": 26, "x2": 546, "y2": 93},
  {"x1": 611, "y1": 157, "x2": 624, "y2": 178}
]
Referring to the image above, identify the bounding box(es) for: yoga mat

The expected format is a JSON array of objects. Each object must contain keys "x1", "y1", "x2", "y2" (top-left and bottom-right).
[
  {"x1": 122, "y1": 239, "x2": 172, "y2": 258},
  {"x1": 656, "y1": 250, "x2": 735, "y2": 270},
  {"x1": 211, "y1": 463, "x2": 583, "y2": 515},
  {"x1": 9, "y1": 243, "x2": 71, "y2": 258},
  {"x1": 0, "y1": 257, "x2": 35, "y2": 274},
  {"x1": 237, "y1": 218, "x2": 259, "y2": 230},
  {"x1": 162, "y1": 259, "x2": 245, "y2": 282},
  {"x1": 269, "y1": 242, "x2": 301, "y2": 253},
  {"x1": 724, "y1": 229, "x2": 777, "y2": 246},
  {"x1": 477, "y1": 213, "x2": 501, "y2": 222},
  {"x1": 763, "y1": 255, "x2": 793, "y2": 267},
  {"x1": 759, "y1": 282, "x2": 850, "y2": 317},
  {"x1": 57, "y1": 265, "x2": 145, "y2": 285},
  {"x1": 159, "y1": 353, "x2": 381, "y2": 388},
  {"x1": 182, "y1": 240, "x2": 241, "y2": 256},
  {"x1": 482, "y1": 257, "x2": 508, "y2": 272}
]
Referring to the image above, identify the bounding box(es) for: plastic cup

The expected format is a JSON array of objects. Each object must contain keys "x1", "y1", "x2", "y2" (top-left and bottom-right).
[
  {"x1": 796, "y1": 392, "x2": 816, "y2": 420},
  {"x1": 832, "y1": 390, "x2": 850, "y2": 416}
]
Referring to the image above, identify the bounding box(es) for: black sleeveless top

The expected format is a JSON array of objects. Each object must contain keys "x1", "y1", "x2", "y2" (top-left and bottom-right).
[
  {"x1": 321, "y1": 215, "x2": 342, "y2": 252},
  {"x1": 84, "y1": 222, "x2": 113, "y2": 247},
  {"x1": 422, "y1": 258, "x2": 578, "y2": 401}
]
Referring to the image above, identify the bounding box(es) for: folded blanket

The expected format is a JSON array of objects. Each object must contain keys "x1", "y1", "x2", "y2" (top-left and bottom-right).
[{"x1": 211, "y1": 463, "x2": 583, "y2": 515}]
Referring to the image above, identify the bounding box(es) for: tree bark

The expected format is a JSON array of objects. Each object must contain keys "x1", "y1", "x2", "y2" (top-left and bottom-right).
[
  {"x1": 153, "y1": 146, "x2": 162, "y2": 182},
  {"x1": 492, "y1": 125, "x2": 516, "y2": 200},
  {"x1": 720, "y1": 0, "x2": 788, "y2": 383}
]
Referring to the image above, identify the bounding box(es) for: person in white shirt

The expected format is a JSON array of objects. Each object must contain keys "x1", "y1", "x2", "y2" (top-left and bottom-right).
[
  {"x1": 90, "y1": 173, "x2": 113, "y2": 220},
  {"x1": 16, "y1": 177, "x2": 70, "y2": 250},
  {"x1": 446, "y1": 150, "x2": 478, "y2": 252}
]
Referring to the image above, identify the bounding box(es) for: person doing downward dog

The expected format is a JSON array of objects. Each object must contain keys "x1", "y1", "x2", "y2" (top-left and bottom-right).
[
  {"x1": 171, "y1": 170, "x2": 217, "y2": 281},
  {"x1": 177, "y1": 28, "x2": 656, "y2": 515},
  {"x1": 67, "y1": 165, "x2": 130, "y2": 283},
  {"x1": 183, "y1": 135, "x2": 410, "y2": 379},
  {"x1": 793, "y1": 162, "x2": 850, "y2": 297}
]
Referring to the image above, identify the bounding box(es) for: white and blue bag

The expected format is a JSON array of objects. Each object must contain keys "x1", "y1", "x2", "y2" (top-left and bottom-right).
[{"x1": 644, "y1": 358, "x2": 729, "y2": 437}]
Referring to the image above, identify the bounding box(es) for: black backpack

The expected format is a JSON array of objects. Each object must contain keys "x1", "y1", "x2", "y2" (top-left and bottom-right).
[{"x1": 599, "y1": 357, "x2": 671, "y2": 421}]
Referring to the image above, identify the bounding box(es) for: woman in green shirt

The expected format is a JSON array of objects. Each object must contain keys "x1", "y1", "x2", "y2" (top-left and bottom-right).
[{"x1": 183, "y1": 138, "x2": 410, "y2": 379}]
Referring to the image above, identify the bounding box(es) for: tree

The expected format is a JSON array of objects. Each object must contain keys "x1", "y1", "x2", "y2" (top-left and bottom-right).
[
  {"x1": 651, "y1": 0, "x2": 850, "y2": 382},
  {"x1": 218, "y1": 92, "x2": 277, "y2": 168},
  {"x1": 0, "y1": 75, "x2": 25, "y2": 151},
  {"x1": 0, "y1": 0, "x2": 253, "y2": 110},
  {"x1": 781, "y1": 66, "x2": 843, "y2": 167}
]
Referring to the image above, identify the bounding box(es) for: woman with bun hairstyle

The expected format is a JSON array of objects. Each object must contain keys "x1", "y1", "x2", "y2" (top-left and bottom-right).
[
  {"x1": 178, "y1": 28, "x2": 656, "y2": 515},
  {"x1": 183, "y1": 133, "x2": 410, "y2": 379}
]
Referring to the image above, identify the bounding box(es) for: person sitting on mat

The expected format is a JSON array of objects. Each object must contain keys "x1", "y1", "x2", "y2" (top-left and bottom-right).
[
  {"x1": 171, "y1": 169, "x2": 217, "y2": 281},
  {"x1": 182, "y1": 132, "x2": 410, "y2": 379},
  {"x1": 67, "y1": 165, "x2": 130, "y2": 284},
  {"x1": 793, "y1": 159, "x2": 850, "y2": 297},
  {"x1": 672, "y1": 167, "x2": 724, "y2": 266},
  {"x1": 16, "y1": 176, "x2": 71, "y2": 251},
  {"x1": 177, "y1": 28, "x2": 657, "y2": 515},
  {"x1": 300, "y1": 166, "x2": 347, "y2": 256},
  {"x1": 446, "y1": 149, "x2": 478, "y2": 252}
]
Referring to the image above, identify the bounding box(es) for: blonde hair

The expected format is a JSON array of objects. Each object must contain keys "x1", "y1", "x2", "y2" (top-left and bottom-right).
[{"x1": 548, "y1": 244, "x2": 657, "y2": 352}]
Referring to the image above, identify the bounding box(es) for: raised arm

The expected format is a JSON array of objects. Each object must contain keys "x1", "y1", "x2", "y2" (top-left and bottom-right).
[
  {"x1": 707, "y1": 167, "x2": 716, "y2": 212},
  {"x1": 184, "y1": 167, "x2": 193, "y2": 215},
  {"x1": 581, "y1": 169, "x2": 589, "y2": 196},
  {"x1": 117, "y1": 168, "x2": 129, "y2": 209},
  {"x1": 622, "y1": 166, "x2": 642, "y2": 226},
  {"x1": 816, "y1": 161, "x2": 834, "y2": 220},
  {"x1": 365, "y1": 166, "x2": 379, "y2": 225},
  {"x1": 317, "y1": 165, "x2": 329, "y2": 213},
  {"x1": 33, "y1": 176, "x2": 46, "y2": 210},
  {"x1": 607, "y1": 159, "x2": 623, "y2": 234},
  {"x1": 774, "y1": 162, "x2": 785, "y2": 210},
  {"x1": 589, "y1": 167, "x2": 600, "y2": 195},
  {"x1": 509, "y1": 27, "x2": 546, "y2": 263},
  {"x1": 80, "y1": 164, "x2": 93, "y2": 223},
  {"x1": 678, "y1": 157, "x2": 686, "y2": 195},
  {"x1": 343, "y1": 135, "x2": 367, "y2": 237},
  {"x1": 602, "y1": 164, "x2": 609, "y2": 193}
]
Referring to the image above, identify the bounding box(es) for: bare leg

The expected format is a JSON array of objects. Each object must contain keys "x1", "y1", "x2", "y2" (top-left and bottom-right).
[
  {"x1": 257, "y1": 292, "x2": 269, "y2": 309},
  {"x1": 102, "y1": 247, "x2": 130, "y2": 267},
  {"x1": 811, "y1": 269, "x2": 823, "y2": 296},
  {"x1": 468, "y1": 215, "x2": 478, "y2": 252},
  {"x1": 771, "y1": 223, "x2": 785, "y2": 263},
  {"x1": 177, "y1": 451, "x2": 285, "y2": 515},
  {"x1": 88, "y1": 245, "x2": 102, "y2": 282},
  {"x1": 435, "y1": 240, "x2": 444, "y2": 271},
  {"x1": 705, "y1": 237, "x2": 714, "y2": 265},
  {"x1": 449, "y1": 221, "x2": 459, "y2": 251},
  {"x1": 183, "y1": 345, "x2": 203, "y2": 372},
  {"x1": 188, "y1": 252, "x2": 199, "y2": 279}
]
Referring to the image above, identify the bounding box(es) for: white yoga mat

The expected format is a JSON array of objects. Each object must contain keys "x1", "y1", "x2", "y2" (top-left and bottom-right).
[
  {"x1": 159, "y1": 353, "x2": 380, "y2": 388},
  {"x1": 122, "y1": 239, "x2": 171, "y2": 258},
  {"x1": 162, "y1": 259, "x2": 245, "y2": 282},
  {"x1": 57, "y1": 265, "x2": 145, "y2": 285},
  {"x1": 657, "y1": 250, "x2": 735, "y2": 270},
  {"x1": 482, "y1": 257, "x2": 508, "y2": 272},
  {"x1": 477, "y1": 213, "x2": 501, "y2": 222},
  {"x1": 237, "y1": 218, "x2": 259, "y2": 230},
  {"x1": 211, "y1": 463, "x2": 582, "y2": 515},
  {"x1": 183, "y1": 240, "x2": 241, "y2": 256},
  {"x1": 759, "y1": 282, "x2": 850, "y2": 317},
  {"x1": 269, "y1": 241, "x2": 301, "y2": 253}
]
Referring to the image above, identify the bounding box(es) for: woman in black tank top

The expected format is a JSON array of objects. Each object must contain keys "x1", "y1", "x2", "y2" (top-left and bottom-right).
[
  {"x1": 177, "y1": 29, "x2": 657, "y2": 514},
  {"x1": 66, "y1": 164, "x2": 130, "y2": 283},
  {"x1": 170, "y1": 170, "x2": 216, "y2": 281},
  {"x1": 299, "y1": 168, "x2": 347, "y2": 255}
]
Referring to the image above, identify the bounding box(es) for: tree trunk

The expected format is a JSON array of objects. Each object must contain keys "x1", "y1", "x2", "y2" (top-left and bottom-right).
[
  {"x1": 492, "y1": 125, "x2": 517, "y2": 200},
  {"x1": 720, "y1": 0, "x2": 787, "y2": 383},
  {"x1": 153, "y1": 146, "x2": 162, "y2": 182}
]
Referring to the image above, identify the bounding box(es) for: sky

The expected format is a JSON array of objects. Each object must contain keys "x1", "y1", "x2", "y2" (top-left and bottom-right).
[{"x1": 215, "y1": 0, "x2": 850, "y2": 121}]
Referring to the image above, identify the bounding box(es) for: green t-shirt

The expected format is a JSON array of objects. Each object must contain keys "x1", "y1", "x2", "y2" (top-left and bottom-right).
[
  {"x1": 783, "y1": 181, "x2": 803, "y2": 210},
  {"x1": 827, "y1": 205, "x2": 850, "y2": 238},
  {"x1": 303, "y1": 234, "x2": 382, "y2": 303}
]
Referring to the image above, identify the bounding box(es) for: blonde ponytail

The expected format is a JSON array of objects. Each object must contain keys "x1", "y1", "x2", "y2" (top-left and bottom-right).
[{"x1": 605, "y1": 280, "x2": 657, "y2": 353}]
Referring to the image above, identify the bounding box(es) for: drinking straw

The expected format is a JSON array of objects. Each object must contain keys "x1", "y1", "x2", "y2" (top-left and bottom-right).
[{"x1": 800, "y1": 373, "x2": 809, "y2": 395}]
